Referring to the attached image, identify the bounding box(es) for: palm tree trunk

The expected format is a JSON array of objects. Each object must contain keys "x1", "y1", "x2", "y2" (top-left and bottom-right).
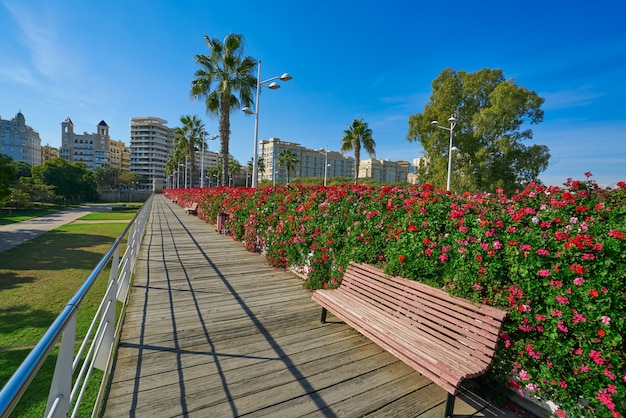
[
  {"x1": 354, "y1": 145, "x2": 361, "y2": 185},
  {"x1": 220, "y1": 100, "x2": 230, "y2": 186}
]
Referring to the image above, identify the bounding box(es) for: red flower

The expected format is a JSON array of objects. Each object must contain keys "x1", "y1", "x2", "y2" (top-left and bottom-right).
[
  {"x1": 589, "y1": 289, "x2": 599, "y2": 297},
  {"x1": 598, "y1": 329, "x2": 606, "y2": 337},
  {"x1": 398, "y1": 255, "x2": 405, "y2": 262},
  {"x1": 608, "y1": 229, "x2": 624, "y2": 239}
]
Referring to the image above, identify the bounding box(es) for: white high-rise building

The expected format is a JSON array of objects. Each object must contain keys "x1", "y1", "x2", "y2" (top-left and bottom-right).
[
  {"x1": 0, "y1": 111, "x2": 42, "y2": 166},
  {"x1": 130, "y1": 117, "x2": 174, "y2": 189}
]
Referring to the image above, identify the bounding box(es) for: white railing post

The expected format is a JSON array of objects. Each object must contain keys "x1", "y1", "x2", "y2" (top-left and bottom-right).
[{"x1": 45, "y1": 312, "x2": 77, "y2": 418}]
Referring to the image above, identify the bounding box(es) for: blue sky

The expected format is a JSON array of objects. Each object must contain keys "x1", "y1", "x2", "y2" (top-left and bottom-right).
[{"x1": 1, "y1": 0, "x2": 625, "y2": 187}]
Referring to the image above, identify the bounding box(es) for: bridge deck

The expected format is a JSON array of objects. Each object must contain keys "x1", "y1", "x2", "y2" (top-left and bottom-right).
[{"x1": 101, "y1": 194, "x2": 520, "y2": 417}]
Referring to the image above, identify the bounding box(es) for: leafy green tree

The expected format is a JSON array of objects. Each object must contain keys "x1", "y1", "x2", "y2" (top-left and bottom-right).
[
  {"x1": 0, "y1": 154, "x2": 17, "y2": 206},
  {"x1": 407, "y1": 68, "x2": 549, "y2": 194},
  {"x1": 32, "y1": 158, "x2": 97, "y2": 202},
  {"x1": 14, "y1": 160, "x2": 32, "y2": 179},
  {"x1": 341, "y1": 118, "x2": 375, "y2": 185},
  {"x1": 93, "y1": 167, "x2": 122, "y2": 189},
  {"x1": 278, "y1": 149, "x2": 299, "y2": 184},
  {"x1": 120, "y1": 172, "x2": 144, "y2": 190},
  {"x1": 173, "y1": 115, "x2": 205, "y2": 187},
  {"x1": 191, "y1": 33, "x2": 256, "y2": 186}
]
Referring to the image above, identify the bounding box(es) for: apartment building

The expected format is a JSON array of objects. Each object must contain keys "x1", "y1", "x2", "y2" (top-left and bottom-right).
[
  {"x1": 41, "y1": 144, "x2": 60, "y2": 163},
  {"x1": 358, "y1": 158, "x2": 409, "y2": 183},
  {"x1": 130, "y1": 117, "x2": 174, "y2": 189},
  {"x1": 60, "y1": 118, "x2": 113, "y2": 170},
  {"x1": 0, "y1": 111, "x2": 42, "y2": 166},
  {"x1": 258, "y1": 137, "x2": 354, "y2": 184}
]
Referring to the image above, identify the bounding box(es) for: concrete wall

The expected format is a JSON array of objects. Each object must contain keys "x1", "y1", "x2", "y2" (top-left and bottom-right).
[{"x1": 97, "y1": 189, "x2": 152, "y2": 203}]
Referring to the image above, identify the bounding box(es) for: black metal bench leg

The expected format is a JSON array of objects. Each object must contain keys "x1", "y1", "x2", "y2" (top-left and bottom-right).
[
  {"x1": 320, "y1": 308, "x2": 328, "y2": 323},
  {"x1": 443, "y1": 393, "x2": 455, "y2": 418}
]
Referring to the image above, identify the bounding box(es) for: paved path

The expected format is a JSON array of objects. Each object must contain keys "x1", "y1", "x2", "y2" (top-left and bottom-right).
[
  {"x1": 101, "y1": 195, "x2": 525, "y2": 418},
  {"x1": 0, "y1": 204, "x2": 127, "y2": 253}
]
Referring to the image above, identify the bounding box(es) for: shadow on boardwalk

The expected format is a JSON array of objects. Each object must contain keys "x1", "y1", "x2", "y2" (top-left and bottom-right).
[{"x1": 101, "y1": 195, "x2": 529, "y2": 418}]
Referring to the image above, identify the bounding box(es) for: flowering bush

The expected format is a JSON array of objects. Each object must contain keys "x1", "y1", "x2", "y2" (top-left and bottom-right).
[{"x1": 164, "y1": 175, "x2": 626, "y2": 417}]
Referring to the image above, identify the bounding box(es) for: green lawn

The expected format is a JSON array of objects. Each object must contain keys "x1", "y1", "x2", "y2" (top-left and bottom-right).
[
  {"x1": 0, "y1": 220, "x2": 130, "y2": 417},
  {"x1": 0, "y1": 207, "x2": 64, "y2": 226}
]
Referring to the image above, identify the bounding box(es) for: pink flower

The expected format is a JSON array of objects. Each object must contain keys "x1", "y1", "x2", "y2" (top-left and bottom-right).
[
  {"x1": 572, "y1": 311, "x2": 587, "y2": 324},
  {"x1": 589, "y1": 350, "x2": 605, "y2": 365},
  {"x1": 604, "y1": 368, "x2": 616, "y2": 380},
  {"x1": 556, "y1": 295, "x2": 569, "y2": 304},
  {"x1": 539, "y1": 269, "x2": 551, "y2": 277},
  {"x1": 573, "y1": 277, "x2": 585, "y2": 285},
  {"x1": 557, "y1": 321, "x2": 568, "y2": 333},
  {"x1": 519, "y1": 370, "x2": 530, "y2": 381},
  {"x1": 602, "y1": 316, "x2": 611, "y2": 325}
]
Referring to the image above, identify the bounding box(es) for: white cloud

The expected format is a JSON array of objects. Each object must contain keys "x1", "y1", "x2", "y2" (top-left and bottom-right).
[{"x1": 540, "y1": 85, "x2": 603, "y2": 111}]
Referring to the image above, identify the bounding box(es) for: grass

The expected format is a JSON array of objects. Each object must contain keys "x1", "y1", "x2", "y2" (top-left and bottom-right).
[
  {"x1": 0, "y1": 207, "x2": 64, "y2": 226},
  {"x1": 0, "y1": 217, "x2": 130, "y2": 417},
  {"x1": 78, "y1": 211, "x2": 137, "y2": 221}
]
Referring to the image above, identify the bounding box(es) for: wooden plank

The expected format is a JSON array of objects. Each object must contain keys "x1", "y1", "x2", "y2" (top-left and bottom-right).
[{"x1": 101, "y1": 195, "x2": 514, "y2": 418}]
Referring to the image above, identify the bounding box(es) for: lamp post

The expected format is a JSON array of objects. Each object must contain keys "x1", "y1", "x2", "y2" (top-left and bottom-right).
[
  {"x1": 184, "y1": 156, "x2": 189, "y2": 188},
  {"x1": 178, "y1": 164, "x2": 184, "y2": 188},
  {"x1": 243, "y1": 60, "x2": 292, "y2": 188},
  {"x1": 431, "y1": 116, "x2": 457, "y2": 192},
  {"x1": 316, "y1": 148, "x2": 330, "y2": 186},
  {"x1": 200, "y1": 133, "x2": 219, "y2": 188}
]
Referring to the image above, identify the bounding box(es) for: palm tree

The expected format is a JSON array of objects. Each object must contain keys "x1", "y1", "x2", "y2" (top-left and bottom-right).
[
  {"x1": 247, "y1": 156, "x2": 266, "y2": 184},
  {"x1": 173, "y1": 115, "x2": 205, "y2": 187},
  {"x1": 228, "y1": 159, "x2": 241, "y2": 186},
  {"x1": 191, "y1": 34, "x2": 256, "y2": 186},
  {"x1": 341, "y1": 118, "x2": 375, "y2": 185},
  {"x1": 278, "y1": 149, "x2": 299, "y2": 184}
]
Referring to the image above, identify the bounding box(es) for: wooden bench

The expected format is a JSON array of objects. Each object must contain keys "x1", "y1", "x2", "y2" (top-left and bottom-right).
[
  {"x1": 311, "y1": 262, "x2": 508, "y2": 418},
  {"x1": 184, "y1": 202, "x2": 198, "y2": 215}
]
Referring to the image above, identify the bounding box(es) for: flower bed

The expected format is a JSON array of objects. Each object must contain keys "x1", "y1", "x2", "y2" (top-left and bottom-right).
[{"x1": 164, "y1": 176, "x2": 625, "y2": 417}]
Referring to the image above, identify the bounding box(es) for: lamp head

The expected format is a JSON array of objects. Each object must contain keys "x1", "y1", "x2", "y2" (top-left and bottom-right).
[
  {"x1": 448, "y1": 116, "x2": 457, "y2": 124},
  {"x1": 268, "y1": 82, "x2": 280, "y2": 90},
  {"x1": 242, "y1": 107, "x2": 255, "y2": 115},
  {"x1": 431, "y1": 120, "x2": 439, "y2": 127},
  {"x1": 280, "y1": 73, "x2": 292, "y2": 81}
]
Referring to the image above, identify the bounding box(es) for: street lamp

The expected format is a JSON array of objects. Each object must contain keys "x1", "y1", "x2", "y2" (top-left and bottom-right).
[
  {"x1": 178, "y1": 164, "x2": 184, "y2": 189},
  {"x1": 316, "y1": 148, "x2": 330, "y2": 186},
  {"x1": 200, "y1": 133, "x2": 219, "y2": 188},
  {"x1": 242, "y1": 60, "x2": 292, "y2": 188},
  {"x1": 431, "y1": 116, "x2": 457, "y2": 192},
  {"x1": 184, "y1": 156, "x2": 189, "y2": 188}
]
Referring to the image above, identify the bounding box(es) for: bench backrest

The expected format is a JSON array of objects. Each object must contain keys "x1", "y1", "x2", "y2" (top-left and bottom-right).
[{"x1": 342, "y1": 263, "x2": 508, "y2": 370}]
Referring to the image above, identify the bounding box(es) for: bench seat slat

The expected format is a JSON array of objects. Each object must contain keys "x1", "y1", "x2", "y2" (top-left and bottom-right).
[
  {"x1": 312, "y1": 291, "x2": 467, "y2": 394},
  {"x1": 340, "y1": 272, "x2": 503, "y2": 354},
  {"x1": 312, "y1": 290, "x2": 488, "y2": 379},
  {"x1": 338, "y1": 273, "x2": 503, "y2": 355},
  {"x1": 311, "y1": 262, "x2": 508, "y2": 397}
]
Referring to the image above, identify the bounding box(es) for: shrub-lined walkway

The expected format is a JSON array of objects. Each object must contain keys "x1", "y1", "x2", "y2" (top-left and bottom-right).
[{"x1": 101, "y1": 194, "x2": 528, "y2": 417}]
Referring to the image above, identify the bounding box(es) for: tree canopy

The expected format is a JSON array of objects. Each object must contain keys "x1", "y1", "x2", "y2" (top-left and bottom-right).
[
  {"x1": 32, "y1": 158, "x2": 97, "y2": 202},
  {"x1": 0, "y1": 154, "x2": 17, "y2": 205},
  {"x1": 407, "y1": 68, "x2": 550, "y2": 194}
]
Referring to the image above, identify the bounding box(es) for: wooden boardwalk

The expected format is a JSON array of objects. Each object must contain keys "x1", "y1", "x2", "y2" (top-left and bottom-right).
[{"x1": 101, "y1": 195, "x2": 521, "y2": 417}]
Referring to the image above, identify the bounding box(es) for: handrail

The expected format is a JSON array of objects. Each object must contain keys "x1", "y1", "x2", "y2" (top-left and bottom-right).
[{"x1": 0, "y1": 194, "x2": 154, "y2": 418}]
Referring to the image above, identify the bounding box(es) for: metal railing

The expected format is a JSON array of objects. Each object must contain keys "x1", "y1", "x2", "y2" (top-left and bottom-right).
[{"x1": 0, "y1": 194, "x2": 154, "y2": 418}]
